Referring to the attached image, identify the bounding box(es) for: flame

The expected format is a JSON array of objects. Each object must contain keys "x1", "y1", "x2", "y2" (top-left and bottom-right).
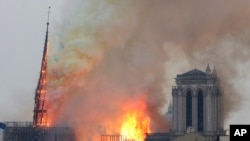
[
  {"x1": 36, "y1": 117, "x2": 50, "y2": 127},
  {"x1": 120, "y1": 101, "x2": 151, "y2": 141}
]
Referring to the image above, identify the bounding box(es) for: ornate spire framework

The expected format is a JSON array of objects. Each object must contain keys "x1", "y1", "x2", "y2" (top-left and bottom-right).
[{"x1": 33, "y1": 7, "x2": 51, "y2": 126}]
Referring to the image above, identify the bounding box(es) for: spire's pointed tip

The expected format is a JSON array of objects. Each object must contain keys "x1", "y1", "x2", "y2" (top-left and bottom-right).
[{"x1": 47, "y1": 6, "x2": 51, "y2": 25}]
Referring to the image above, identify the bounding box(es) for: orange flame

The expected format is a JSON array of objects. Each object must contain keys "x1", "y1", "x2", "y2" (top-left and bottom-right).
[
  {"x1": 120, "y1": 101, "x2": 151, "y2": 141},
  {"x1": 37, "y1": 116, "x2": 51, "y2": 127}
]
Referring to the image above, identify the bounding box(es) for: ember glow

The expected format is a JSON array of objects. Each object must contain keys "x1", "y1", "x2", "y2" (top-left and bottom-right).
[
  {"x1": 38, "y1": 117, "x2": 50, "y2": 127},
  {"x1": 33, "y1": 31, "x2": 49, "y2": 126}
]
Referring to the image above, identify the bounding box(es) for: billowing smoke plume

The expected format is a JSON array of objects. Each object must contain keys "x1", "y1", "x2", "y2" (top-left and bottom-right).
[
  {"x1": 47, "y1": 0, "x2": 250, "y2": 140},
  {"x1": 48, "y1": 0, "x2": 170, "y2": 140}
]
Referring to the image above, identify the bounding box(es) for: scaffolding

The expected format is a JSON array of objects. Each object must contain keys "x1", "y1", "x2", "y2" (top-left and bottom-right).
[
  {"x1": 2, "y1": 122, "x2": 75, "y2": 141},
  {"x1": 101, "y1": 135, "x2": 137, "y2": 141}
]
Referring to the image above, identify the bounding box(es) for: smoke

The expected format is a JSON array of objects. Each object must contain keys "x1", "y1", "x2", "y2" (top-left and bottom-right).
[
  {"x1": 47, "y1": 0, "x2": 250, "y2": 140},
  {"x1": 161, "y1": 0, "x2": 250, "y2": 124}
]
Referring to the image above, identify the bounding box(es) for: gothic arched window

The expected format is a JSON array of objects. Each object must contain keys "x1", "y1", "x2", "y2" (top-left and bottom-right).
[{"x1": 186, "y1": 90, "x2": 192, "y2": 128}]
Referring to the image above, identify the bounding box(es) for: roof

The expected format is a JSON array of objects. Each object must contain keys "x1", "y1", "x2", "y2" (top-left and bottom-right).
[
  {"x1": 181, "y1": 69, "x2": 207, "y2": 76},
  {"x1": 176, "y1": 69, "x2": 208, "y2": 80}
]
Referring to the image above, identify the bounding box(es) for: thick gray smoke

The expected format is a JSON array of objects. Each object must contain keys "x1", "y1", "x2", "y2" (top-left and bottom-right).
[{"x1": 48, "y1": 0, "x2": 250, "y2": 141}]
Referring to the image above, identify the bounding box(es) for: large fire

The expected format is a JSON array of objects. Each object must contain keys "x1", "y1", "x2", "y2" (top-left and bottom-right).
[{"x1": 120, "y1": 101, "x2": 151, "y2": 141}]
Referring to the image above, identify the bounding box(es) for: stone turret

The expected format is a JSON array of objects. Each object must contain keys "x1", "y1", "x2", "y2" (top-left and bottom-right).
[{"x1": 206, "y1": 63, "x2": 211, "y2": 74}]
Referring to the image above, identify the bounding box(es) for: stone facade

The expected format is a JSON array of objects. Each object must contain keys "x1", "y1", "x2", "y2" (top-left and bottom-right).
[{"x1": 172, "y1": 65, "x2": 223, "y2": 136}]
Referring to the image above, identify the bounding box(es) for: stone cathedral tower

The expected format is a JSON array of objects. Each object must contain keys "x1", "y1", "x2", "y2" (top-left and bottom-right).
[{"x1": 172, "y1": 64, "x2": 223, "y2": 136}]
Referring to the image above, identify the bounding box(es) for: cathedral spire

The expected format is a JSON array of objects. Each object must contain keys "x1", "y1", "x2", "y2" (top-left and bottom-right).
[
  {"x1": 33, "y1": 6, "x2": 51, "y2": 126},
  {"x1": 205, "y1": 63, "x2": 211, "y2": 74},
  {"x1": 45, "y1": 6, "x2": 50, "y2": 47}
]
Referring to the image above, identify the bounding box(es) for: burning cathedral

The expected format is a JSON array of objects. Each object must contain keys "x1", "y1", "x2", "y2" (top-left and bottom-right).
[
  {"x1": 101, "y1": 65, "x2": 226, "y2": 141},
  {"x1": 0, "y1": 8, "x2": 226, "y2": 141}
]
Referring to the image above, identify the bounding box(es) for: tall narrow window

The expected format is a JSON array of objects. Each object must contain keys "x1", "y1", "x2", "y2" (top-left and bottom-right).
[
  {"x1": 198, "y1": 90, "x2": 204, "y2": 132},
  {"x1": 186, "y1": 90, "x2": 192, "y2": 128}
]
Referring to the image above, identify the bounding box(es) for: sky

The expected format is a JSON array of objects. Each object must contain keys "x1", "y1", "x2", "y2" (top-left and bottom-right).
[
  {"x1": 0, "y1": 0, "x2": 64, "y2": 121},
  {"x1": 0, "y1": 0, "x2": 250, "y2": 131}
]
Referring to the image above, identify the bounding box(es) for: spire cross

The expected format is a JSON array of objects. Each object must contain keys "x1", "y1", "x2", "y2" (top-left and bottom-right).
[{"x1": 47, "y1": 6, "x2": 51, "y2": 25}]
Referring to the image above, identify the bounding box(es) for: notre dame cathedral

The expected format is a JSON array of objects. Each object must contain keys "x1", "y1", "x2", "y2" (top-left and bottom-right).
[
  {"x1": 171, "y1": 64, "x2": 224, "y2": 140},
  {"x1": 172, "y1": 65, "x2": 222, "y2": 135},
  {"x1": 146, "y1": 64, "x2": 226, "y2": 141}
]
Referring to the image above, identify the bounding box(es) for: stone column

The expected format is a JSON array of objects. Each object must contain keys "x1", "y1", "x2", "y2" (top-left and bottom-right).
[
  {"x1": 182, "y1": 94, "x2": 186, "y2": 132},
  {"x1": 173, "y1": 94, "x2": 177, "y2": 131},
  {"x1": 178, "y1": 92, "x2": 183, "y2": 132},
  {"x1": 218, "y1": 94, "x2": 223, "y2": 130},
  {"x1": 212, "y1": 94, "x2": 217, "y2": 133},
  {"x1": 206, "y1": 90, "x2": 212, "y2": 133}
]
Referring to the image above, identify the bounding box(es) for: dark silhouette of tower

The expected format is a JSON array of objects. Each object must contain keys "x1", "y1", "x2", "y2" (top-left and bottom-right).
[{"x1": 33, "y1": 7, "x2": 50, "y2": 126}]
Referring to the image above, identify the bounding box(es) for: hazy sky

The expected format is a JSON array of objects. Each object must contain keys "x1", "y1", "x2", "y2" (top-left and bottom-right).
[
  {"x1": 0, "y1": 0, "x2": 249, "y2": 130},
  {"x1": 0, "y1": 0, "x2": 64, "y2": 121}
]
